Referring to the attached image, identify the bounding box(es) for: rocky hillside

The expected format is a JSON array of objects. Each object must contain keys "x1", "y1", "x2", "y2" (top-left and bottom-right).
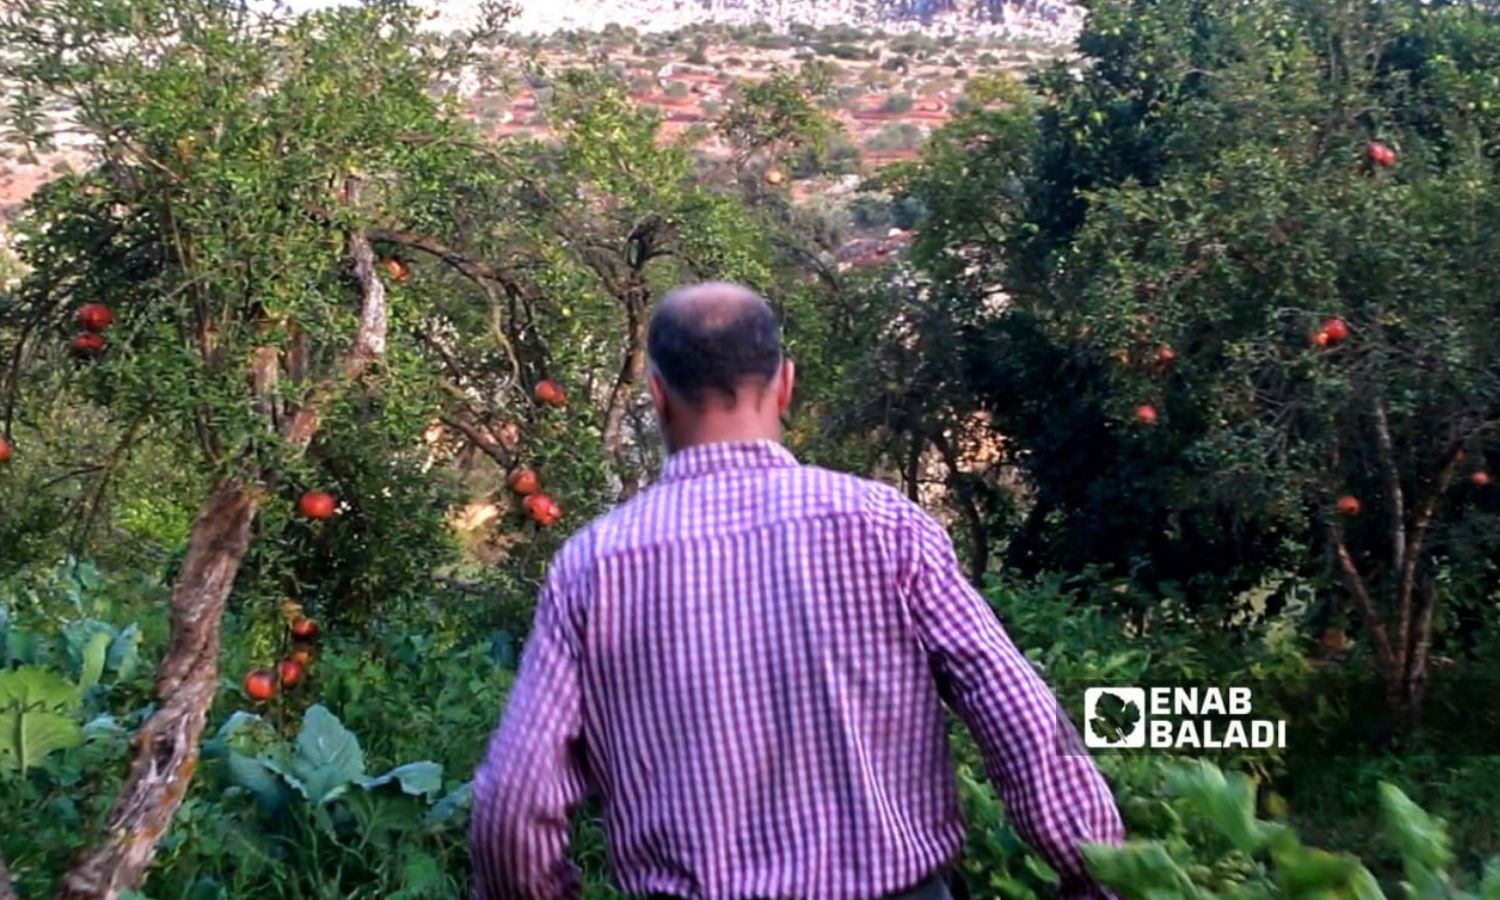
[
  {"x1": 452, "y1": 0, "x2": 1082, "y2": 43},
  {"x1": 2, "y1": 0, "x2": 1078, "y2": 258}
]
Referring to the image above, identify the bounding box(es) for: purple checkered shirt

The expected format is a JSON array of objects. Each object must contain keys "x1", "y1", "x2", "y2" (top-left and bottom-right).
[{"x1": 471, "y1": 439, "x2": 1123, "y2": 899}]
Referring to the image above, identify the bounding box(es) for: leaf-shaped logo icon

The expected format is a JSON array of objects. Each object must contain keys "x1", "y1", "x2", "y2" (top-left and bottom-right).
[{"x1": 1089, "y1": 690, "x2": 1142, "y2": 745}]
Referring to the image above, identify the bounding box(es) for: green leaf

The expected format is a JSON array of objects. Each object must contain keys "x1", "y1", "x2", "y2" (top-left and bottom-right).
[
  {"x1": 359, "y1": 760, "x2": 442, "y2": 798},
  {"x1": 83, "y1": 714, "x2": 125, "y2": 740},
  {"x1": 77, "y1": 628, "x2": 111, "y2": 692},
  {"x1": 1167, "y1": 761, "x2": 1278, "y2": 854},
  {"x1": 1478, "y1": 858, "x2": 1500, "y2": 900},
  {"x1": 0, "y1": 666, "x2": 84, "y2": 773},
  {"x1": 277, "y1": 704, "x2": 366, "y2": 804},
  {"x1": 1380, "y1": 782, "x2": 1453, "y2": 873},
  {"x1": 423, "y1": 782, "x2": 472, "y2": 826},
  {"x1": 1272, "y1": 845, "x2": 1367, "y2": 897},
  {"x1": 1083, "y1": 841, "x2": 1202, "y2": 898},
  {"x1": 225, "y1": 750, "x2": 290, "y2": 817},
  {"x1": 4, "y1": 625, "x2": 37, "y2": 666},
  {"x1": 1350, "y1": 867, "x2": 1388, "y2": 900},
  {"x1": 106, "y1": 624, "x2": 142, "y2": 681},
  {"x1": 201, "y1": 710, "x2": 267, "y2": 759},
  {"x1": 400, "y1": 851, "x2": 441, "y2": 893},
  {"x1": 63, "y1": 619, "x2": 114, "y2": 686}
]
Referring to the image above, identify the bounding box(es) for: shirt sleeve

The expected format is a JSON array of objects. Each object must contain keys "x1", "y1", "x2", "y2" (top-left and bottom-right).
[
  {"x1": 901, "y1": 507, "x2": 1124, "y2": 900},
  {"x1": 470, "y1": 542, "x2": 591, "y2": 900}
]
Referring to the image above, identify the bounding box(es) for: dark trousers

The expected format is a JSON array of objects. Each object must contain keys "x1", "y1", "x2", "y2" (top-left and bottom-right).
[{"x1": 644, "y1": 868, "x2": 969, "y2": 900}]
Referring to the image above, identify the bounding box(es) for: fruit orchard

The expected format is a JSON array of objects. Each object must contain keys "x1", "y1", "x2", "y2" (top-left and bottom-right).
[{"x1": 1, "y1": 0, "x2": 1500, "y2": 897}]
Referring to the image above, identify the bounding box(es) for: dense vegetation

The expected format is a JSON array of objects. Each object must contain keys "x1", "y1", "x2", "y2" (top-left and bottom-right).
[{"x1": 1, "y1": 0, "x2": 1498, "y2": 897}]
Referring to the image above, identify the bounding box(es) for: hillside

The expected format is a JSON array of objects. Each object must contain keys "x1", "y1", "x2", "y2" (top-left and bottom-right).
[
  {"x1": 459, "y1": 0, "x2": 1082, "y2": 42},
  {"x1": 1, "y1": 8, "x2": 1074, "y2": 265}
]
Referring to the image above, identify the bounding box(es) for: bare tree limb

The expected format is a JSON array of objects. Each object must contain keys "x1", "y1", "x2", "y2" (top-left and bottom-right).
[
  {"x1": 1405, "y1": 577, "x2": 1438, "y2": 725},
  {"x1": 1329, "y1": 519, "x2": 1397, "y2": 675},
  {"x1": 250, "y1": 346, "x2": 282, "y2": 433},
  {"x1": 1398, "y1": 445, "x2": 1465, "y2": 629},
  {"x1": 1371, "y1": 396, "x2": 1406, "y2": 577},
  {"x1": 441, "y1": 414, "x2": 515, "y2": 471},
  {"x1": 1370, "y1": 396, "x2": 1409, "y2": 659},
  {"x1": 283, "y1": 216, "x2": 388, "y2": 447},
  {"x1": 1389, "y1": 443, "x2": 1467, "y2": 724},
  {"x1": 772, "y1": 236, "x2": 843, "y2": 292},
  {"x1": 602, "y1": 276, "x2": 650, "y2": 467},
  {"x1": 361, "y1": 223, "x2": 525, "y2": 293},
  {"x1": 352, "y1": 221, "x2": 528, "y2": 386}
]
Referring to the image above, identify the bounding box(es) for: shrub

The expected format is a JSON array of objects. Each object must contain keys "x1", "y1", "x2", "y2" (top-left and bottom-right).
[
  {"x1": 818, "y1": 43, "x2": 869, "y2": 61},
  {"x1": 863, "y1": 122, "x2": 924, "y2": 152},
  {"x1": 882, "y1": 92, "x2": 914, "y2": 114},
  {"x1": 848, "y1": 194, "x2": 893, "y2": 230}
]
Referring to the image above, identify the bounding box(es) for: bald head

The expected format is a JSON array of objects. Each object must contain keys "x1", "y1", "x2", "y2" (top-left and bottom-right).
[{"x1": 647, "y1": 282, "x2": 783, "y2": 408}]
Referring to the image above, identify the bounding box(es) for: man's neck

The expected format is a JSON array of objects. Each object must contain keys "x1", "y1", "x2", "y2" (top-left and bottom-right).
[{"x1": 667, "y1": 423, "x2": 781, "y2": 454}]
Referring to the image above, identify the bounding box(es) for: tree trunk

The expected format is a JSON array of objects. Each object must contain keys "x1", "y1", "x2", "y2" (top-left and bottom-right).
[
  {"x1": 51, "y1": 195, "x2": 389, "y2": 900},
  {"x1": 603, "y1": 279, "x2": 650, "y2": 497},
  {"x1": 903, "y1": 433, "x2": 922, "y2": 502},
  {"x1": 1400, "y1": 577, "x2": 1439, "y2": 729},
  {"x1": 932, "y1": 429, "x2": 990, "y2": 582},
  {"x1": 1, "y1": 852, "x2": 19, "y2": 900},
  {"x1": 54, "y1": 484, "x2": 259, "y2": 900}
]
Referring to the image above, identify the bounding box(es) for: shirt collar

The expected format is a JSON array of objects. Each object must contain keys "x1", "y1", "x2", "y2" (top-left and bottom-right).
[{"x1": 658, "y1": 439, "x2": 801, "y2": 483}]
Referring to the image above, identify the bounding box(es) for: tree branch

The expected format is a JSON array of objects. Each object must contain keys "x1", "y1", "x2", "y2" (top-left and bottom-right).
[
  {"x1": 1406, "y1": 577, "x2": 1438, "y2": 718},
  {"x1": 283, "y1": 207, "x2": 389, "y2": 447},
  {"x1": 350, "y1": 221, "x2": 526, "y2": 386},
  {"x1": 601, "y1": 276, "x2": 650, "y2": 467},
  {"x1": 1369, "y1": 395, "x2": 1412, "y2": 669},
  {"x1": 932, "y1": 426, "x2": 990, "y2": 582},
  {"x1": 364, "y1": 224, "x2": 527, "y2": 293},
  {"x1": 1371, "y1": 396, "x2": 1406, "y2": 587},
  {"x1": 1, "y1": 851, "x2": 18, "y2": 900},
  {"x1": 1397, "y1": 444, "x2": 1466, "y2": 650},
  {"x1": 440, "y1": 414, "x2": 515, "y2": 471},
  {"x1": 1329, "y1": 519, "x2": 1397, "y2": 675},
  {"x1": 249, "y1": 346, "x2": 282, "y2": 433}
]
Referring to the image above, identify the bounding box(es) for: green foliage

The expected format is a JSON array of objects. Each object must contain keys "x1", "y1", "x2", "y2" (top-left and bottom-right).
[
  {"x1": 214, "y1": 704, "x2": 442, "y2": 811},
  {"x1": 142, "y1": 703, "x2": 471, "y2": 900},
  {"x1": 715, "y1": 62, "x2": 839, "y2": 158},
  {"x1": 815, "y1": 43, "x2": 872, "y2": 62},
  {"x1": 1083, "y1": 760, "x2": 1500, "y2": 900},
  {"x1": 883, "y1": 91, "x2": 915, "y2": 113},
  {"x1": 864, "y1": 121, "x2": 927, "y2": 152},
  {"x1": 891, "y1": 0, "x2": 1500, "y2": 708},
  {"x1": 0, "y1": 666, "x2": 83, "y2": 774},
  {"x1": 2, "y1": 2, "x2": 1499, "y2": 898}
]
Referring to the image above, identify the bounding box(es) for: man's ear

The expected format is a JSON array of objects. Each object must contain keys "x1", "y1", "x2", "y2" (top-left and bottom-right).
[
  {"x1": 647, "y1": 370, "x2": 670, "y2": 424},
  {"x1": 776, "y1": 359, "x2": 796, "y2": 414}
]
